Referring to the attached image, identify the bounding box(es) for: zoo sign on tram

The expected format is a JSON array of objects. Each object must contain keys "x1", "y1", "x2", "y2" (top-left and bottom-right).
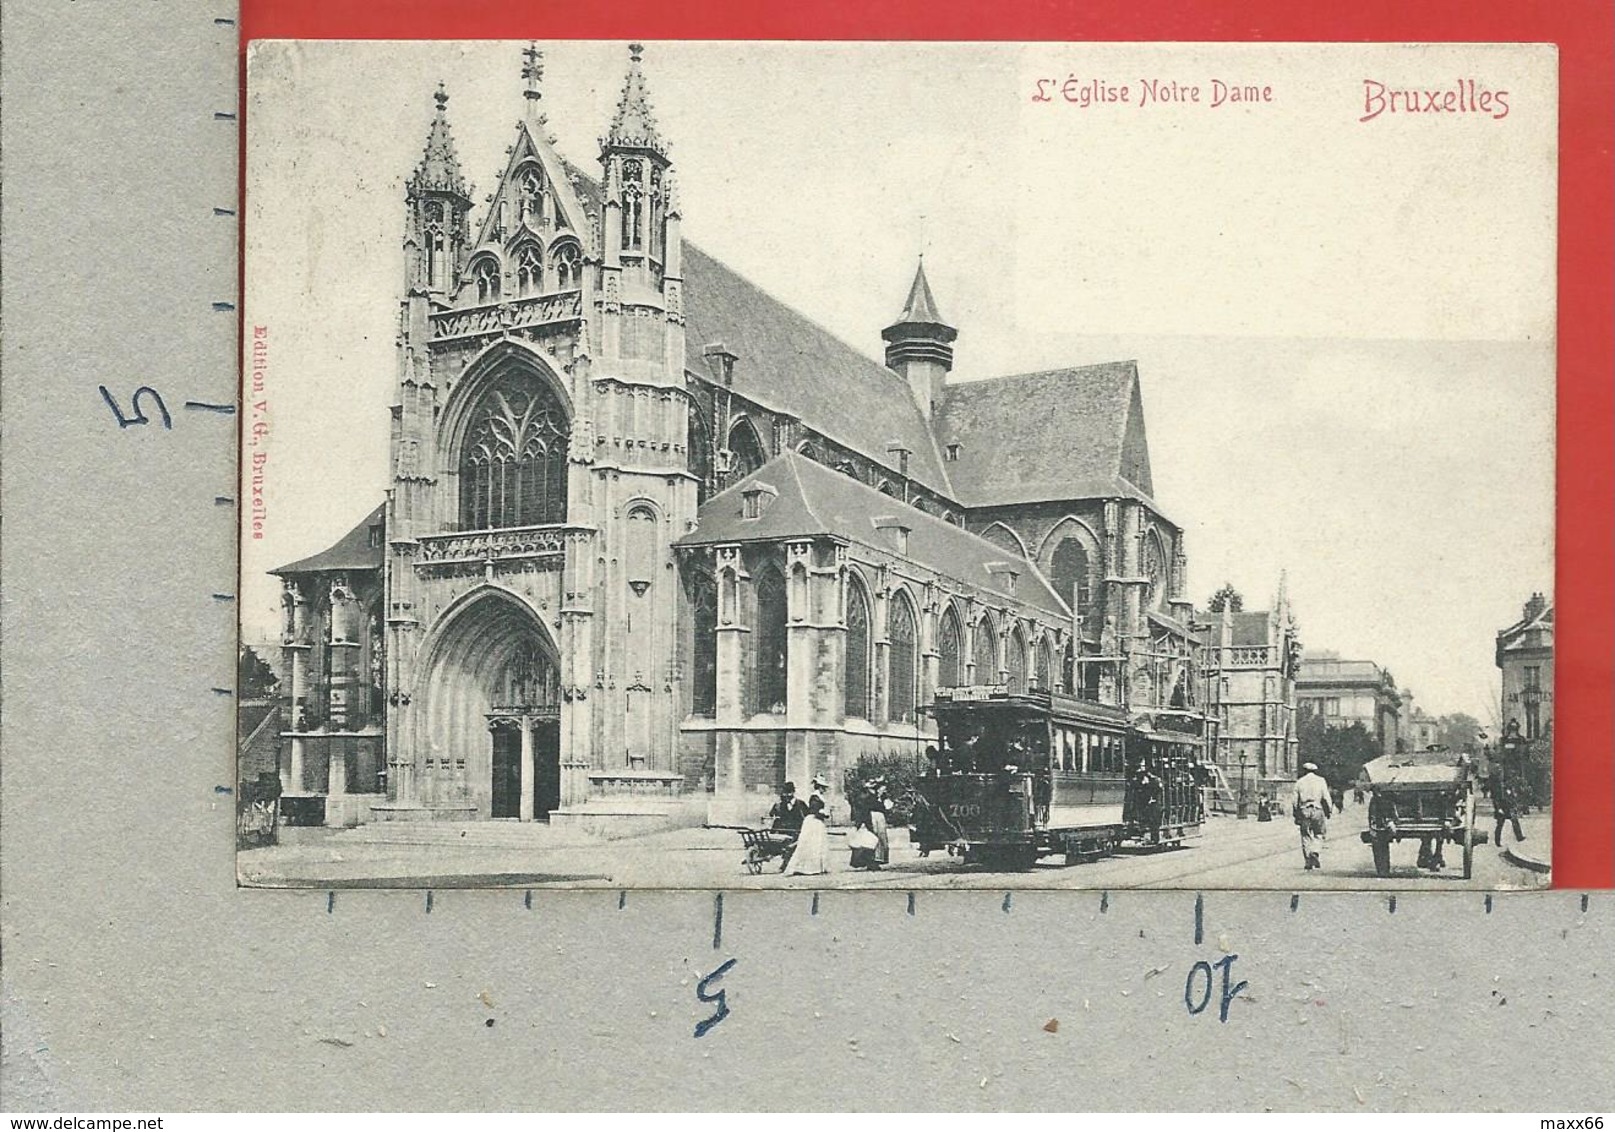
[{"x1": 912, "y1": 686, "x2": 1207, "y2": 870}]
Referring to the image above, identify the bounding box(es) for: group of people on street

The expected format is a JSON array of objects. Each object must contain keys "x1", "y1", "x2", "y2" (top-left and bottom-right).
[{"x1": 763, "y1": 775, "x2": 895, "y2": 876}]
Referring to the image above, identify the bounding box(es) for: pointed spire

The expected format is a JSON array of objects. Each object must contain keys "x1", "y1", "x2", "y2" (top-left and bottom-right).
[
  {"x1": 605, "y1": 42, "x2": 667, "y2": 156},
  {"x1": 521, "y1": 41, "x2": 546, "y2": 120},
  {"x1": 411, "y1": 82, "x2": 469, "y2": 198},
  {"x1": 895, "y1": 258, "x2": 947, "y2": 326}
]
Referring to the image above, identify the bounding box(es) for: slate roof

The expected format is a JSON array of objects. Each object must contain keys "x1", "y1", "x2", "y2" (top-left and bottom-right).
[
  {"x1": 676, "y1": 452, "x2": 1068, "y2": 620},
  {"x1": 272, "y1": 504, "x2": 386, "y2": 576},
  {"x1": 1231, "y1": 611, "x2": 1274, "y2": 647},
  {"x1": 681, "y1": 243, "x2": 953, "y2": 496},
  {"x1": 557, "y1": 163, "x2": 954, "y2": 498},
  {"x1": 934, "y1": 363, "x2": 1158, "y2": 511}
]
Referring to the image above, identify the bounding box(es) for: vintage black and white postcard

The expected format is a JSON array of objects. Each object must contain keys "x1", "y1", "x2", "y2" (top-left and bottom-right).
[{"x1": 238, "y1": 40, "x2": 1556, "y2": 890}]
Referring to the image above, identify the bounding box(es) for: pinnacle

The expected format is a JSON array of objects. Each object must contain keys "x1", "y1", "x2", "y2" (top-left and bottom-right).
[
  {"x1": 605, "y1": 40, "x2": 666, "y2": 156},
  {"x1": 411, "y1": 82, "x2": 468, "y2": 198}
]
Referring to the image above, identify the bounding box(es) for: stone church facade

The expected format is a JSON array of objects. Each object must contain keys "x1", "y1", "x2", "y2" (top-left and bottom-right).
[{"x1": 267, "y1": 45, "x2": 1206, "y2": 830}]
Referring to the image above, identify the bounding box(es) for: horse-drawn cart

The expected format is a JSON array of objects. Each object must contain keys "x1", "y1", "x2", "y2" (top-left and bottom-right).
[{"x1": 1360, "y1": 754, "x2": 1482, "y2": 879}]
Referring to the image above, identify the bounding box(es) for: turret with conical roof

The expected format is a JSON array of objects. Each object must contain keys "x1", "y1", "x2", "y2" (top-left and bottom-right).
[
  {"x1": 403, "y1": 83, "x2": 473, "y2": 295},
  {"x1": 882, "y1": 259, "x2": 957, "y2": 419}
]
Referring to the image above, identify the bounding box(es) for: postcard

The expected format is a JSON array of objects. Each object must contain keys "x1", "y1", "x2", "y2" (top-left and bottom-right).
[{"x1": 238, "y1": 40, "x2": 1556, "y2": 890}]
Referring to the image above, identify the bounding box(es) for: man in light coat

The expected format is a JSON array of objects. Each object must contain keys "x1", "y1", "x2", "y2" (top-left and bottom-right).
[{"x1": 1292, "y1": 762, "x2": 1334, "y2": 871}]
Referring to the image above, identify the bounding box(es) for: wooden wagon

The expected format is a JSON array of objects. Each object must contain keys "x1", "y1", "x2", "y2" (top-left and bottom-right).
[{"x1": 1360, "y1": 754, "x2": 1482, "y2": 879}]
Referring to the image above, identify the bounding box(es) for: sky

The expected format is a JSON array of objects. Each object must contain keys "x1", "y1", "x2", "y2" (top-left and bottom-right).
[{"x1": 242, "y1": 40, "x2": 1557, "y2": 723}]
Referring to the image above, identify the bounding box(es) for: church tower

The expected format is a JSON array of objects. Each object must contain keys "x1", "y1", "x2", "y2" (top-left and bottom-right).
[
  {"x1": 581, "y1": 42, "x2": 694, "y2": 794},
  {"x1": 403, "y1": 84, "x2": 473, "y2": 297},
  {"x1": 882, "y1": 260, "x2": 956, "y2": 419}
]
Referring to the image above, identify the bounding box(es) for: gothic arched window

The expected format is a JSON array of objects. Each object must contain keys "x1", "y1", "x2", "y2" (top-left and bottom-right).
[
  {"x1": 473, "y1": 257, "x2": 501, "y2": 302},
  {"x1": 1142, "y1": 530, "x2": 1166, "y2": 611},
  {"x1": 519, "y1": 167, "x2": 544, "y2": 226},
  {"x1": 937, "y1": 607, "x2": 964, "y2": 689},
  {"x1": 622, "y1": 160, "x2": 644, "y2": 251},
  {"x1": 724, "y1": 419, "x2": 767, "y2": 490},
  {"x1": 516, "y1": 245, "x2": 543, "y2": 296},
  {"x1": 751, "y1": 564, "x2": 788, "y2": 715},
  {"x1": 688, "y1": 407, "x2": 713, "y2": 504},
  {"x1": 688, "y1": 574, "x2": 717, "y2": 717},
  {"x1": 1036, "y1": 638, "x2": 1052, "y2": 691},
  {"x1": 1006, "y1": 625, "x2": 1028, "y2": 694},
  {"x1": 973, "y1": 616, "x2": 999, "y2": 684},
  {"x1": 458, "y1": 370, "x2": 569, "y2": 530},
  {"x1": 844, "y1": 579, "x2": 871, "y2": 719},
  {"x1": 888, "y1": 594, "x2": 919, "y2": 724},
  {"x1": 1051, "y1": 538, "x2": 1094, "y2": 631},
  {"x1": 424, "y1": 201, "x2": 446, "y2": 289},
  {"x1": 552, "y1": 242, "x2": 581, "y2": 290}
]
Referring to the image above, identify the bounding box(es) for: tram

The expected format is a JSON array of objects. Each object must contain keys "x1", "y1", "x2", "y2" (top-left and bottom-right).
[{"x1": 911, "y1": 686, "x2": 1206, "y2": 870}]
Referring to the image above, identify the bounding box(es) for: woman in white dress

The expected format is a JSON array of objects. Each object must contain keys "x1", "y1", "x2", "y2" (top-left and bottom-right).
[{"x1": 784, "y1": 775, "x2": 831, "y2": 876}]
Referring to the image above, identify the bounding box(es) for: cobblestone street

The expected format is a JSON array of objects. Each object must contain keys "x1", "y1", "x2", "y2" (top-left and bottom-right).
[{"x1": 240, "y1": 796, "x2": 1550, "y2": 891}]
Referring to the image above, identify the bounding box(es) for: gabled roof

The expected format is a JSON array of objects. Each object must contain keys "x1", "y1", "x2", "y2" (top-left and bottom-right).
[
  {"x1": 271, "y1": 505, "x2": 385, "y2": 576},
  {"x1": 680, "y1": 243, "x2": 954, "y2": 496},
  {"x1": 676, "y1": 452, "x2": 1068, "y2": 619},
  {"x1": 555, "y1": 166, "x2": 954, "y2": 497},
  {"x1": 935, "y1": 363, "x2": 1157, "y2": 510},
  {"x1": 1231, "y1": 610, "x2": 1275, "y2": 646}
]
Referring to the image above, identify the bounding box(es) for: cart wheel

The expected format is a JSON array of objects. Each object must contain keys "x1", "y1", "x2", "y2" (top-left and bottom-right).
[
  {"x1": 1462, "y1": 792, "x2": 1476, "y2": 880},
  {"x1": 1371, "y1": 836, "x2": 1391, "y2": 878},
  {"x1": 744, "y1": 848, "x2": 763, "y2": 876}
]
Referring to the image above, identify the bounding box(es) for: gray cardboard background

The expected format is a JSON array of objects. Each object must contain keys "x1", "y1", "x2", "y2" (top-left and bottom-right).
[{"x1": 1, "y1": 0, "x2": 1611, "y2": 1112}]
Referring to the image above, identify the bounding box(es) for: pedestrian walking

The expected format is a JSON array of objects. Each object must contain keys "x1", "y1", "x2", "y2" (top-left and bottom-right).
[
  {"x1": 1491, "y1": 769, "x2": 1526, "y2": 846},
  {"x1": 767, "y1": 781, "x2": 808, "y2": 833},
  {"x1": 784, "y1": 775, "x2": 831, "y2": 876},
  {"x1": 1292, "y1": 762, "x2": 1334, "y2": 871}
]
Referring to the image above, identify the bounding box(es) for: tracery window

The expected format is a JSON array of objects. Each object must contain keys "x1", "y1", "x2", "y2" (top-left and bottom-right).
[
  {"x1": 937, "y1": 608, "x2": 964, "y2": 689},
  {"x1": 1005, "y1": 626, "x2": 1028, "y2": 694},
  {"x1": 751, "y1": 564, "x2": 788, "y2": 715},
  {"x1": 424, "y1": 202, "x2": 446, "y2": 288},
  {"x1": 723, "y1": 420, "x2": 767, "y2": 490},
  {"x1": 1142, "y1": 531, "x2": 1166, "y2": 611},
  {"x1": 973, "y1": 617, "x2": 999, "y2": 684},
  {"x1": 1050, "y1": 538, "x2": 1094, "y2": 629},
  {"x1": 552, "y1": 242, "x2": 582, "y2": 290},
  {"x1": 516, "y1": 245, "x2": 543, "y2": 296},
  {"x1": 458, "y1": 371, "x2": 569, "y2": 530},
  {"x1": 888, "y1": 594, "x2": 919, "y2": 724},
  {"x1": 1035, "y1": 639, "x2": 1052, "y2": 691},
  {"x1": 622, "y1": 160, "x2": 644, "y2": 251},
  {"x1": 844, "y1": 579, "x2": 871, "y2": 719},
  {"x1": 519, "y1": 167, "x2": 545, "y2": 226},
  {"x1": 473, "y1": 257, "x2": 501, "y2": 302},
  {"x1": 688, "y1": 574, "x2": 717, "y2": 717}
]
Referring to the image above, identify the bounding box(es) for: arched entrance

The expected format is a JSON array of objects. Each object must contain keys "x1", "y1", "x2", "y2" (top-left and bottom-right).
[{"x1": 417, "y1": 589, "x2": 562, "y2": 820}]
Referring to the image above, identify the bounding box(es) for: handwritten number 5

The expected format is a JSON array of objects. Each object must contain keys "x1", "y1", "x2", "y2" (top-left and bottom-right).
[
  {"x1": 101, "y1": 385, "x2": 171, "y2": 430},
  {"x1": 694, "y1": 958, "x2": 737, "y2": 1038}
]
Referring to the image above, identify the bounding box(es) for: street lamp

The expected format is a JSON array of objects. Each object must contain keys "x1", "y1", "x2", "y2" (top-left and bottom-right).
[{"x1": 1237, "y1": 753, "x2": 1250, "y2": 820}]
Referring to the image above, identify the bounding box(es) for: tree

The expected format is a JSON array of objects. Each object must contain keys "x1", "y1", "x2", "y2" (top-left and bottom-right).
[
  {"x1": 239, "y1": 644, "x2": 279, "y2": 700},
  {"x1": 1435, "y1": 712, "x2": 1482, "y2": 752},
  {"x1": 1296, "y1": 706, "x2": 1378, "y2": 786},
  {"x1": 1207, "y1": 583, "x2": 1243, "y2": 613}
]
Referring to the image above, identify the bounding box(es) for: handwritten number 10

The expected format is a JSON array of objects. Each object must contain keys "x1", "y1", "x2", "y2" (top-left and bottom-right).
[
  {"x1": 100, "y1": 385, "x2": 172, "y2": 430},
  {"x1": 1185, "y1": 954, "x2": 1246, "y2": 1022}
]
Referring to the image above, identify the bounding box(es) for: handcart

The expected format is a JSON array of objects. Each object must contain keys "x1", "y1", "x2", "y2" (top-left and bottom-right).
[{"x1": 738, "y1": 827, "x2": 798, "y2": 874}]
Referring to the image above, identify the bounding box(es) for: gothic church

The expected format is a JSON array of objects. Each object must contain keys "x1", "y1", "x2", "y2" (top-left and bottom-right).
[{"x1": 268, "y1": 44, "x2": 1204, "y2": 830}]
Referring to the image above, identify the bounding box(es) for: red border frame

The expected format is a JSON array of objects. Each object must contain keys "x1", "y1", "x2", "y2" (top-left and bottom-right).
[{"x1": 240, "y1": 0, "x2": 1615, "y2": 888}]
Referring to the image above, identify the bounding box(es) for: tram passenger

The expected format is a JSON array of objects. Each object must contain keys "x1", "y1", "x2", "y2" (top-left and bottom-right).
[{"x1": 1292, "y1": 762, "x2": 1334, "y2": 871}]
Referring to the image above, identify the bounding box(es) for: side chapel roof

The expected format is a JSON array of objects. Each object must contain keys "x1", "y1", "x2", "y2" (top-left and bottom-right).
[
  {"x1": 271, "y1": 504, "x2": 386, "y2": 576},
  {"x1": 676, "y1": 452, "x2": 1069, "y2": 620}
]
